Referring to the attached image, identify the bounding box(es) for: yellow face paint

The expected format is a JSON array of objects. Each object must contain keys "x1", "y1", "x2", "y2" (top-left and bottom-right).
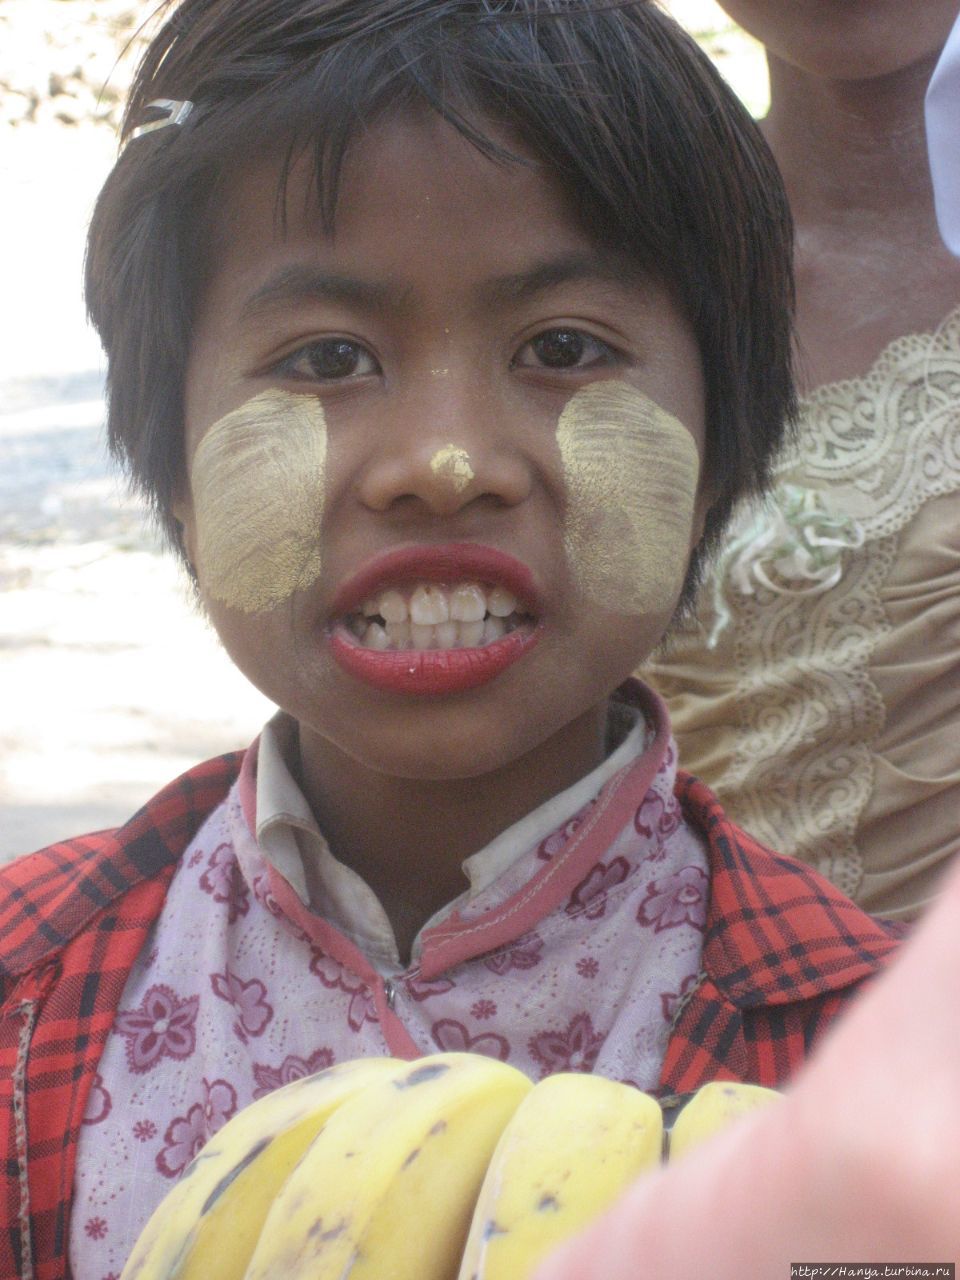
[
  {"x1": 429, "y1": 443, "x2": 475, "y2": 494},
  {"x1": 556, "y1": 381, "x2": 701, "y2": 615},
  {"x1": 189, "y1": 389, "x2": 327, "y2": 613}
]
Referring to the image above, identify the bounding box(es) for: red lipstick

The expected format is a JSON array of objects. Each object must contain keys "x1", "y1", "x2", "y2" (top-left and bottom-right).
[
  {"x1": 330, "y1": 627, "x2": 540, "y2": 695},
  {"x1": 328, "y1": 543, "x2": 542, "y2": 696}
]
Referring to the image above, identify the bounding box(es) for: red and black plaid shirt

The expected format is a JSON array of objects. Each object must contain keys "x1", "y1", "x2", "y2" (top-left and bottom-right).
[{"x1": 0, "y1": 756, "x2": 902, "y2": 1280}]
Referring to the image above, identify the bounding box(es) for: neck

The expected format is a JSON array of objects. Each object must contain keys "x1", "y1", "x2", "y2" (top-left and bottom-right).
[
  {"x1": 763, "y1": 52, "x2": 941, "y2": 235},
  {"x1": 296, "y1": 707, "x2": 608, "y2": 962},
  {"x1": 759, "y1": 49, "x2": 960, "y2": 388}
]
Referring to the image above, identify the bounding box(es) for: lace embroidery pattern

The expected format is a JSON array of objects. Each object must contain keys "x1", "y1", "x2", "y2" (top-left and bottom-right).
[
  {"x1": 674, "y1": 309, "x2": 960, "y2": 900},
  {"x1": 795, "y1": 310, "x2": 960, "y2": 532}
]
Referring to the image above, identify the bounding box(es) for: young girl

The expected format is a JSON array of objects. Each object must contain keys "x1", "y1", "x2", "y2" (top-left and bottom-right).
[{"x1": 0, "y1": 3, "x2": 900, "y2": 1276}]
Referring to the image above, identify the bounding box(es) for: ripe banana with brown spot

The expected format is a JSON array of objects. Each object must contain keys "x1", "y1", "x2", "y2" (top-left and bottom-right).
[
  {"x1": 243, "y1": 1052, "x2": 534, "y2": 1280},
  {"x1": 457, "y1": 1072, "x2": 664, "y2": 1280},
  {"x1": 122, "y1": 1054, "x2": 782, "y2": 1280},
  {"x1": 120, "y1": 1055, "x2": 407, "y2": 1280},
  {"x1": 668, "y1": 1080, "x2": 781, "y2": 1161}
]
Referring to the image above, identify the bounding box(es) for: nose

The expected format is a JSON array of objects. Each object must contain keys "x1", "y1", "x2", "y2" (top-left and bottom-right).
[{"x1": 356, "y1": 385, "x2": 532, "y2": 517}]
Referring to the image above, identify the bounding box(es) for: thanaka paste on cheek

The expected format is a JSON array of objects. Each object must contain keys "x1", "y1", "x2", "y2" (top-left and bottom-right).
[
  {"x1": 429, "y1": 443, "x2": 475, "y2": 493},
  {"x1": 189, "y1": 389, "x2": 327, "y2": 613},
  {"x1": 557, "y1": 380, "x2": 701, "y2": 615}
]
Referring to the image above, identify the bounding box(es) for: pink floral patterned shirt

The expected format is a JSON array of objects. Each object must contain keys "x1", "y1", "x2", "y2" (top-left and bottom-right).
[{"x1": 70, "y1": 684, "x2": 708, "y2": 1278}]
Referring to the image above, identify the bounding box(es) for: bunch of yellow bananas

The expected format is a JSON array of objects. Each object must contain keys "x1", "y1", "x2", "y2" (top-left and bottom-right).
[{"x1": 120, "y1": 1053, "x2": 778, "y2": 1280}]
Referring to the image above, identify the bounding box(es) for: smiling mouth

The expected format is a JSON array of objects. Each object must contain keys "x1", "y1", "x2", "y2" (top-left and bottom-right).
[
  {"x1": 327, "y1": 544, "x2": 543, "y2": 694},
  {"x1": 341, "y1": 581, "x2": 535, "y2": 652}
]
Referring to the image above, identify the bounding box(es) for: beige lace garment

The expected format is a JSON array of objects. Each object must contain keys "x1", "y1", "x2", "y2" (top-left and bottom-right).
[{"x1": 647, "y1": 309, "x2": 960, "y2": 920}]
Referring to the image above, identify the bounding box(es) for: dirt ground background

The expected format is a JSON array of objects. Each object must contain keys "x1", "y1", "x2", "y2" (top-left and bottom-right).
[{"x1": 0, "y1": 0, "x2": 766, "y2": 861}]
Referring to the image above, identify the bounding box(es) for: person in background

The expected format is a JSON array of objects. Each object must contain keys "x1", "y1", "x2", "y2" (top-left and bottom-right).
[{"x1": 647, "y1": 0, "x2": 960, "y2": 922}]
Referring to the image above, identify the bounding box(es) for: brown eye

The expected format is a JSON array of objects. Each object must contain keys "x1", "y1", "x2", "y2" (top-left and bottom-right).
[
  {"x1": 306, "y1": 340, "x2": 364, "y2": 378},
  {"x1": 531, "y1": 329, "x2": 586, "y2": 368},
  {"x1": 275, "y1": 338, "x2": 380, "y2": 382},
  {"x1": 513, "y1": 328, "x2": 618, "y2": 372}
]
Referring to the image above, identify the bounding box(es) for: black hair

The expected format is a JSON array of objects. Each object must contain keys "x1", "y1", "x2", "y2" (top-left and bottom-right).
[{"x1": 85, "y1": 0, "x2": 796, "y2": 600}]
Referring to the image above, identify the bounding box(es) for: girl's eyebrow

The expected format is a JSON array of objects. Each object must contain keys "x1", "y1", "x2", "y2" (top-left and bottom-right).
[
  {"x1": 237, "y1": 250, "x2": 644, "y2": 328},
  {"x1": 478, "y1": 250, "x2": 646, "y2": 307},
  {"x1": 238, "y1": 266, "x2": 412, "y2": 327}
]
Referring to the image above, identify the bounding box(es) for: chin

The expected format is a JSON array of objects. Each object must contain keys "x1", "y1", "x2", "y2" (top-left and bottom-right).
[{"x1": 343, "y1": 723, "x2": 534, "y2": 783}]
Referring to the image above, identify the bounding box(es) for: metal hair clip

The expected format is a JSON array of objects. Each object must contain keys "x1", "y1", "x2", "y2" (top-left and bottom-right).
[{"x1": 130, "y1": 99, "x2": 195, "y2": 141}]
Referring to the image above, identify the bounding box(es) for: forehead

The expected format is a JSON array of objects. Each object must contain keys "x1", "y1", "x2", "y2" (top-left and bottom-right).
[{"x1": 198, "y1": 110, "x2": 649, "y2": 322}]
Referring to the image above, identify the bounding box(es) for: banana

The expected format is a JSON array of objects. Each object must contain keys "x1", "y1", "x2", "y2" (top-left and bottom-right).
[
  {"x1": 120, "y1": 1055, "x2": 407, "y2": 1280},
  {"x1": 123, "y1": 1053, "x2": 785, "y2": 1280},
  {"x1": 457, "y1": 1072, "x2": 663, "y2": 1280},
  {"x1": 668, "y1": 1080, "x2": 780, "y2": 1162},
  {"x1": 244, "y1": 1051, "x2": 534, "y2": 1280}
]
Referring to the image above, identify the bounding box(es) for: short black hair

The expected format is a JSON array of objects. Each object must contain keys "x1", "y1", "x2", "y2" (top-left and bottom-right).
[{"x1": 86, "y1": 0, "x2": 796, "y2": 598}]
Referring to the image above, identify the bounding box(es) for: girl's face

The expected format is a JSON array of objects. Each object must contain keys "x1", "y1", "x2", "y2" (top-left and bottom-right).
[
  {"x1": 717, "y1": 0, "x2": 957, "y2": 81},
  {"x1": 175, "y1": 112, "x2": 710, "y2": 784}
]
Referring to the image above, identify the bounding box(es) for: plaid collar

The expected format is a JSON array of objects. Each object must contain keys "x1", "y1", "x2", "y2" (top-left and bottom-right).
[
  {"x1": 0, "y1": 753, "x2": 242, "y2": 985},
  {"x1": 677, "y1": 771, "x2": 903, "y2": 1009},
  {"x1": 1, "y1": 755, "x2": 900, "y2": 1003}
]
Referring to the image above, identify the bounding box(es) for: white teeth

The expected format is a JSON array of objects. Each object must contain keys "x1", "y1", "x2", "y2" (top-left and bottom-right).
[
  {"x1": 450, "y1": 583, "x2": 486, "y2": 622},
  {"x1": 379, "y1": 589, "x2": 408, "y2": 623},
  {"x1": 487, "y1": 585, "x2": 518, "y2": 617},
  {"x1": 363, "y1": 622, "x2": 390, "y2": 650},
  {"x1": 349, "y1": 580, "x2": 530, "y2": 652},
  {"x1": 435, "y1": 621, "x2": 459, "y2": 649},
  {"x1": 410, "y1": 623, "x2": 436, "y2": 650},
  {"x1": 482, "y1": 615, "x2": 506, "y2": 644},
  {"x1": 385, "y1": 619, "x2": 411, "y2": 648},
  {"x1": 459, "y1": 619, "x2": 485, "y2": 647},
  {"x1": 410, "y1": 585, "x2": 450, "y2": 626},
  {"x1": 352, "y1": 613, "x2": 521, "y2": 652}
]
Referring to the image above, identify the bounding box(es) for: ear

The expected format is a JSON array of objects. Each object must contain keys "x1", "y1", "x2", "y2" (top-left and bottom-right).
[
  {"x1": 689, "y1": 471, "x2": 721, "y2": 553},
  {"x1": 169, "y1": 481, "x2": 198, "y2": 573}
]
